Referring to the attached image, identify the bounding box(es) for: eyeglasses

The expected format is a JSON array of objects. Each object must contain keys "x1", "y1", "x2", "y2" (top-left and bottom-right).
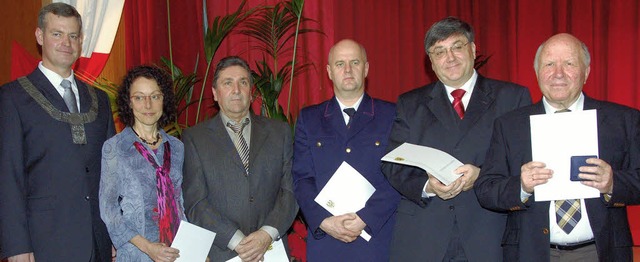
[
  {"x1": 130, "y1": 94, "x2": 164, "y2": 103},
  {"x1": 428, "y1": 42, "x2": 470, "y2": 60}
]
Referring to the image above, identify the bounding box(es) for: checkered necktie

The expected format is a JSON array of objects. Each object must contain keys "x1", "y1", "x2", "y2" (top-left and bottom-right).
[
  {"x1": 555, "y1": 199, "x2": 582, "y2": 234},
  {"x1": 227, "y1": 118, "x2": 250, "y2": 174},
  {"x1": 554, "y1": 108, "x2": 581, "y2": 234}
]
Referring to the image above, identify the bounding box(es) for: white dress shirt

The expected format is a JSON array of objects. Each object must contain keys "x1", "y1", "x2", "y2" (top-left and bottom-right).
[
  {"x1": 38, "y1": 61, "x2": 81, "y2": 112},
  {"x1": 520, "y1": 93, "x2": 595, "y2": 245}
]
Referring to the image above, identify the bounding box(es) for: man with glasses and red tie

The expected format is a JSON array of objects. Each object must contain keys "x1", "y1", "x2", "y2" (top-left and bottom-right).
[{"x1": 382, "y1": 17, "x2": 531, "y2": 261}]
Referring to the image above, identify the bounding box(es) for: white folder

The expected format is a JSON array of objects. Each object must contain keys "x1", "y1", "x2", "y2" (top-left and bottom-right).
[{"x1": 314, "y1": 161, "x2": 376, "y2": 241}]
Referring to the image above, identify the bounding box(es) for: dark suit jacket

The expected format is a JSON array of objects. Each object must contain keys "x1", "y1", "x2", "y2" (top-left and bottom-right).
[
  {"x1": 381, "y1": 75, "x2": 531, "y2": 261},
  {"x1": 182, "y1": 113, "x2": 298, "y2": 262},
  {"x1": 475, "y1": 96, "x2": 640, "y2": 262},
  {"x1": 0, "y1": 68, "x2": 115, "y2": 261},
  {"x1": 292, "y1": 94, "x2": 400, "y2": 261}
]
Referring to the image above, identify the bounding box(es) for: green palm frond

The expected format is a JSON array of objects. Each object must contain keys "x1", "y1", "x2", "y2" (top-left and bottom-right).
[
  {"x1": 240, "y1": 0, "x2": 323, "y2": 124},
  {"x1": 195, "y1": 0, "x2": 260, "y2": 123},
  {"x1": 92, "y1": 77, "x2": 119, "y2": 116},
  {"x1": 204, "y1": 0, "x2": 259, "y2": 63}
]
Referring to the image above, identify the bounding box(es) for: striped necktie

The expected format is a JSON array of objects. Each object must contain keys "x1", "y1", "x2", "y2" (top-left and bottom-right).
[
  {"x1": 227, "y1": 119, "x2": 250, "y2": 174},
  {"x1": 451, "y1": 89, "x2": 465, "y2": 119}
]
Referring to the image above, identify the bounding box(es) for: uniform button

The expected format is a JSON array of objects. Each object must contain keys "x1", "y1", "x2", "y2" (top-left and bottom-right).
[
  {"x1": 449, "y1": 206, "x2": 455, "y2": 211},
  {"x1": 346, "y1": 148, "x2": 351, "y2": 153},
  {"x1": 542, "y1": 228, "x2": 549, "y2": 234},
  {"x1": 375, "y1": 141, "x2": 380, "y2": 146},
  {"x1": 85, "y1": 196, "x2": 90, "y2": 201},
  {"x1": 85, "y1": 167, "x2": 89, "y2": 172},
  {"x1": 249, "y1": 196, "x2": 254, "y2": 202},
  {"x1": 316, "y1": 141, "x2": 322, "y2": 147}
]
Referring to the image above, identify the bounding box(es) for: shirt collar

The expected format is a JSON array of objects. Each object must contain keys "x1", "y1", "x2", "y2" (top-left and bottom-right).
[
  {"x1": 38, "y1": 61, "x2": 76, "y2": 88},
  {"x1": 220, "y1": 112, "x2": 251, "y2": 126},
  {"x1": 444, "y1": 70, "x2": 477, "y2": 99},
  {"x1": 336, "y1": 94, "x2": 364, "y2": 112},
  {"x1": 542, "y1": 93, "x2": 585, "y2": 114}
]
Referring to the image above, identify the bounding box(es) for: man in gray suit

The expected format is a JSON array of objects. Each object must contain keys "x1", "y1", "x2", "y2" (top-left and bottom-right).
[{"x1": 182, "y1": 56, "x2": 298, "y2": 262}]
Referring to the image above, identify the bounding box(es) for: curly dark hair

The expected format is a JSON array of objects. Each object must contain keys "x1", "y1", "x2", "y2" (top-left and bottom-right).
[{"x1": 116, "y1": 65, "x2": 176, "y2": 129}]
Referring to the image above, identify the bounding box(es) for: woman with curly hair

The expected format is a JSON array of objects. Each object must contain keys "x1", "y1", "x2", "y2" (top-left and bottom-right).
[{"x1": 100, "y1": 65, "x2": 185, "y2": 262}]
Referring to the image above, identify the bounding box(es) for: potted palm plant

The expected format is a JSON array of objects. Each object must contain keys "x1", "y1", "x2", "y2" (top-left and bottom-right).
[{"x1": 240, "y1": 0, "x2": 322, "y2": 123}]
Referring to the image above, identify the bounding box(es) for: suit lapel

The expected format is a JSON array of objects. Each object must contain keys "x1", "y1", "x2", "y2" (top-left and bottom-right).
[
  {"x1": 248, "y1": 114, "x2": 269, "y2": 172},
  {"x1": 208, "y1": 114, "x2": 246, "y2": 171},
  {"x1": 532, "y1": 102, "x2": 546, "y2": 115},
  {"x1": 459, "y1": 76, "x2": 495, "y2": 132},
  {"x1": 323, "y1": 97, "x2": 349, "y2": 141},
  {"x1": 346, "y1": 94, "x2": 375, "y2": 141},
  {"x1": 76, "y1": 80, "x2": 92, "y2": 113},
  {"x1": 28, "y1": 69, "x2": 70, "y2": 112},
  {"x1": 424, "y1": 82, "x2": 458, "y2": 130}
]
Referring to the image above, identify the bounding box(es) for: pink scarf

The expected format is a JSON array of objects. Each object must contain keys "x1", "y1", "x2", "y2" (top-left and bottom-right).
[{"x1": 134, "y1": 141, "x2": 181, "y2": 245}]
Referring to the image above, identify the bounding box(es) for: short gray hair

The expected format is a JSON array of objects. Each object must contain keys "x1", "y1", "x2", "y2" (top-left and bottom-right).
[
  {"x1": 534, "y1": 40, "x2": 591, "y2": 71},
  {"x1": 38, "y1": 2, "x2": 82, "y2": 32}
]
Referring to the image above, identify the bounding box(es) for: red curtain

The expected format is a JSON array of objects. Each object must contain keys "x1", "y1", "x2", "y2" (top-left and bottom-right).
[{"x1": 125, "y1": 0, "x2": 640, "y2": 246}]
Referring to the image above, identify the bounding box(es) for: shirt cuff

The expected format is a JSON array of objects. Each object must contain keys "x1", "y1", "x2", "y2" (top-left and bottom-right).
[
  {"x1": 227, "y1": 230, "x2": 246, "y2": 251},
  {"x1": 422, "y1": 179, "x2": 436, "y2": 198},
  {"x1": 520, "y1": 187, "x2": 532, "y2": 203},
  {"x1": 260, "y1": 226, "x2": 279, "y2": 241}
]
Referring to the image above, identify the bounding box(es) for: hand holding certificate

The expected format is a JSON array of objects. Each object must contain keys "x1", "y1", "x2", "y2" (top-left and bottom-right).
[
  {"x1": 381, "y1": 143, "x2": 463, "y2": 185},
  {"x1": 314, "y1": 161, "x2": 375, "y2": 241},
  {"x1": 172, "y1": 220, "x2": 216, "y2": 262}
]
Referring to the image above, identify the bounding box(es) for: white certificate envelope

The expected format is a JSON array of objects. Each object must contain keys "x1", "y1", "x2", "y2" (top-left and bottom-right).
[
  {"x1": 381, "y1": 142, "x2": 463, "y2": 185},
  {"x1": 226, "y1": 239, "x2": 288, "y2": 262},
  {"x1": 314, "y1": 161, "x2": 375, "y2": 241},
  {"x1": 172, "y1": 220, "x2": 216, "y2": 262},
  {"x1": 530, "y1": 109, "x2": 600, "y2": 201}
]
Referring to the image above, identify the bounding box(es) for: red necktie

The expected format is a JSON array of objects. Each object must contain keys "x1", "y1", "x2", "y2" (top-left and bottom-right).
[{"x1": 451, "y1": 89, "x2": 466, "y2": 119}]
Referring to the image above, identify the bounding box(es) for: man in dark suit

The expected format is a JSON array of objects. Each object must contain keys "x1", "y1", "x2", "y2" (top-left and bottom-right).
[
  {"x1": 475, "y1": 33, "x2": 640, "y2": 261},
  {"x1": 381, "y1": 17, "x2": 531, "y2": 261},
  {"x1": 182, "y1": 56, "x2": 298, "y2": 262},
  {"x1": 0, "y1": 3, "x2": 115, "y2": 262},
  {"x1": 292, "y1": 39, "x2": 400, "y2": 261}
]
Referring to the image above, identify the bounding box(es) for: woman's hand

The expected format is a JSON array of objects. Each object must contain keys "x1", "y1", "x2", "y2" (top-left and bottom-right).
[{"x1": 130, "y1": 235, "x2": 180, "y2": 262}]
